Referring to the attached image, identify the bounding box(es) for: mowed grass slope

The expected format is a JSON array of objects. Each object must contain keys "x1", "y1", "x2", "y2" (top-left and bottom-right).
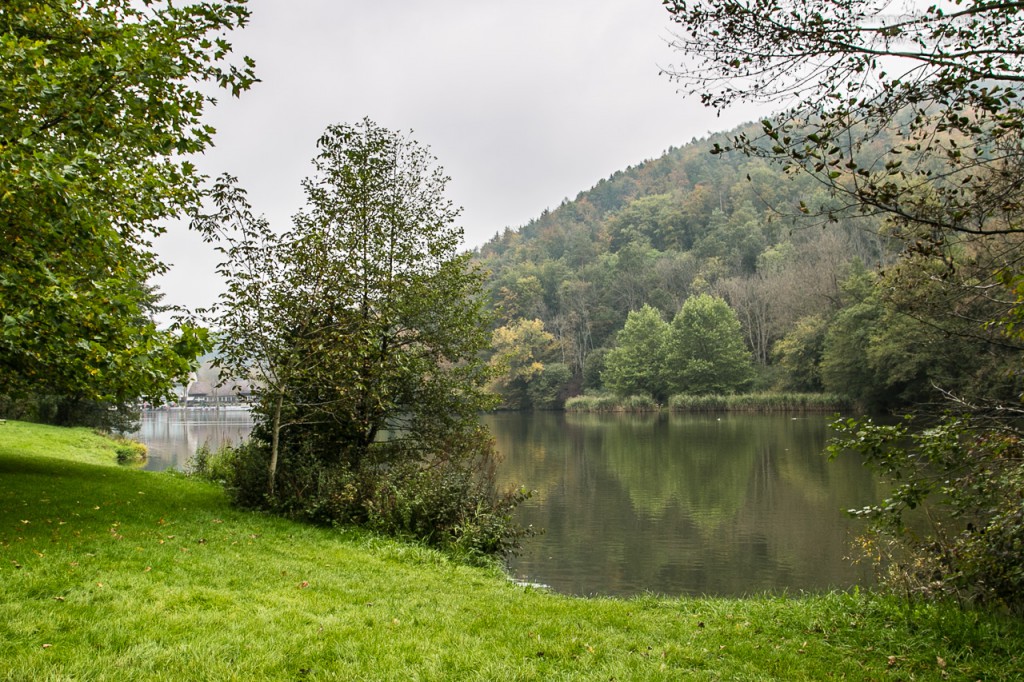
[{"x1": 1, "y1": 420, "x2": 1022, "y2": 681}]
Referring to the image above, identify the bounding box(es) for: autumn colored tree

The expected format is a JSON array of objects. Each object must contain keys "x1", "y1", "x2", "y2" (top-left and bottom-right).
[{"x1": 489, "y1": 318, "x2": 558, "y2": 409}]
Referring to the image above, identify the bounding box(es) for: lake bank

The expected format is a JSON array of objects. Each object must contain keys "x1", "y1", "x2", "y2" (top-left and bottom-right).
[
  {"x1": 2, "y1": 420, "x2": 1022, "y2": 680},
  {"x1": 132, "y1": 410, "x2": 877, "y2": 597}
]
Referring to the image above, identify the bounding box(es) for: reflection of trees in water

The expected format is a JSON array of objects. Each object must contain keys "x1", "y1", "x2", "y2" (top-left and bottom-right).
[
  {"x1": 599, "y1": 414, "x2": 758, "y2": 527},
  {"x1": 134, "y1": 410, "x2": 254, "y2": 470},
  {"x1": 488, "y1": 412, "x2": 884, "y2": 597}
]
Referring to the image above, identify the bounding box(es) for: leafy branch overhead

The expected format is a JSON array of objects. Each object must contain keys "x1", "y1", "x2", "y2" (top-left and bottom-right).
[
  {"x1": 660, "y1": 0, "x2": 1024, "y2": 610},
  {"x1": 0, "y1": 1, "x2": 256, "y2": 416},
  {"x1": 664, "y1": 0, "x2": 1024, "y2": 243}
]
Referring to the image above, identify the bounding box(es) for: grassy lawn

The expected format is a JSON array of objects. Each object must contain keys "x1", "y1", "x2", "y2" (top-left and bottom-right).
[{"x1": 1, "y1": 420, "x2": 1022, "y2": 680}]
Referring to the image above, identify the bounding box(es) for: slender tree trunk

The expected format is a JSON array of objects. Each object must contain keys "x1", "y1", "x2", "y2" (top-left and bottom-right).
[{"x1": 268, "y1": 392, "x2": 283, "y2": 496}]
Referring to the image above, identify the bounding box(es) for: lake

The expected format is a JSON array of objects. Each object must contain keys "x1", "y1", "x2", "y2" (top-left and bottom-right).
[
  {"x1": 134, "y1": 409, "x2": 877, "y2": 597},
  {"x1": 136, "y1": 408, "x2": 256, "y2": 472}
]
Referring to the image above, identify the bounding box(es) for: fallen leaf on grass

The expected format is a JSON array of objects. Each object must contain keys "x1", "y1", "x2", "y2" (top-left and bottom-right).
[
  {"x1": 937, "y1": 656, "x2": 946, "y2": 669},
  {"x1": 41, "y1": 644, "x2": 52, "y2": 649}
]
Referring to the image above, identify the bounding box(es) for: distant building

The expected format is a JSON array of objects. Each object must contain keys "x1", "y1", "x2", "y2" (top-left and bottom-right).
[
  {"x1": 185, "y1": 378, "x2": 254, "y2": 406},
  {"x1": 165, "y1": 357, "x2": 256, "y2": 407}
]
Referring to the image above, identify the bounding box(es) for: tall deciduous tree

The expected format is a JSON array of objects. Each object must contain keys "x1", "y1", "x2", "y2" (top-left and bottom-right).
[
  {"x1": 210, "y1": 119, "x2": 496, "y2": 495},
  {"x1": 283, "y1": 120, "x2": 495, "y2": 464},
  {"x1": 665, "y1": 294, "x2": 753, "y2": 396},
  {"x1": 193, "y1": 176, "x2": 302, "y2": 493},
  {"x1": 0, "y1": 0, "x2": 256, "y2": 419},
  {"x1": 489, "y1": 318, "x2": 558, "y2": 410},
  {"x1": 602, "y1": 304, "x2": 670, "y2": 400}
]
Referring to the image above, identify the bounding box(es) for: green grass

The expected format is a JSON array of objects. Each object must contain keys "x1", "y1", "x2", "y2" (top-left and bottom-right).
[
  {"x1": 0, "y1": 420, "x2": 123, "y2": 466},
  {"x1": 2, "y1": 420, "x2": 1023, "y2": 680}
]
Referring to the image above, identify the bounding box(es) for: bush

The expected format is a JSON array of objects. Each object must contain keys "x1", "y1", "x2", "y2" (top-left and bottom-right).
[
  {"x1": 668, "y1": 393, "x2": 728, "y2": 411},
  {"x1": 668, "y1": 392, "x2": 849, "y2": 412},
  {"x1": 114, "y1": 438, "x2": 147, "y2": 465},
  {"x1": 189, "y1": 443, "x2": 245, "y2": 486},
  {"x1": 201, "y1": 428, "x2": 533, "y2": 563},
  {"x1": 829, "y1": 415, "x2": 1024, "y2": 613}
]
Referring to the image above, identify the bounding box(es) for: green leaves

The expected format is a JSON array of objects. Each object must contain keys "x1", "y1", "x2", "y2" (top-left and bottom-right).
[
  {"x1": 665, "y1": 293, "x2": 753, "y2": 396},
  {"x1": 603, "y1": 304, "x2": 671, "y2": 401},
  {"x1": 203, "y1": 121, "x2": 521, "y2": 552},
  {"x1": 1, "y1": 0, "x2": 254, "y2": 414}
]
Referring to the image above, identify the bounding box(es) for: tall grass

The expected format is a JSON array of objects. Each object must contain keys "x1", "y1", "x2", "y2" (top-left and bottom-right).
[
  {"x1": 564, "y1": 393, "x2": 660, "y2": 412},
  {"x1": 668, "y1": 392, "x2": 851, "y2": 413},
  {"x1": 567, "y1": 392, "x2": 849, "y2": 413}
]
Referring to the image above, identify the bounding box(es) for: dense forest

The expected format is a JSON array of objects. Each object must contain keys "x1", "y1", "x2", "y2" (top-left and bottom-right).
[{"x1": 475, "y1": 121, "x2": 1022, "y2": 412}]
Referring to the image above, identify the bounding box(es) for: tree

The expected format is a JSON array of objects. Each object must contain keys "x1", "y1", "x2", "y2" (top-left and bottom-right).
[
  {"x1": 527, "y1": 363, "x2": 572, "y2": 410},
  {"x1": 206, "y1": 119, "x2": 523, "y2": 556},
  {"x1": 489, "y1": 318, "x2": 558, "y2": 409},
  {"x1": 193, "y1": 176, "x2": 307, "y2": 494},
  {"x1": 283, "y1": 120, "x2": 495, "y2": 460},
  {"x1": 665, "y1": 294, "x2": 753, "y2": 396},
  {"x1": 663, "y1": 0, "x2": 1024, "y2": 605},
  {"x1": 663, "y1": 0, "x2": 1024, "y2": 322},
  {"x1": 602, "y1": 304, "x2": 670, "y2": 400},
  {"x1": 773, "y1": 314, "x2": 828, "y2": 392},
  {"x1": 0, "y1": 0, "x2": 256, "y2": 421}
]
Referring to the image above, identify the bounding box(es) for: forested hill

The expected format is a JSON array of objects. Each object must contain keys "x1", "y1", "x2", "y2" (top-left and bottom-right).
[{"x1": 471, "y1": 121, "x2": 1019, "y2": 412}]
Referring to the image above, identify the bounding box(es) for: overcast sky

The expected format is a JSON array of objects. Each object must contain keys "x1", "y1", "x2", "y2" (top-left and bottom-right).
[{"x1": 154, "y1": 0, "x2": 767, "y2": 314}]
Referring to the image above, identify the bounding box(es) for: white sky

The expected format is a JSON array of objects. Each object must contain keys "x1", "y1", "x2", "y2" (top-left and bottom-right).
[{"x1": 154, "y1": 0, "x2": 767, "y2": 314}]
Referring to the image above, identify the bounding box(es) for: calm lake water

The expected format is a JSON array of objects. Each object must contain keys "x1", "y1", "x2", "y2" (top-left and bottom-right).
[
  {"x1": 134, "y1": 409, "x2": 877, "y2": 597},
  {"x1": 136, "y1": 408, "x2": 255, "y2": 472}
]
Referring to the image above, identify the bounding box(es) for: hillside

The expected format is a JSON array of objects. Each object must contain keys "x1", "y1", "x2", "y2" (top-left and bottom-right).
[{"x1": 473, "y1": 122, "x2": 1020, "y2": 412}]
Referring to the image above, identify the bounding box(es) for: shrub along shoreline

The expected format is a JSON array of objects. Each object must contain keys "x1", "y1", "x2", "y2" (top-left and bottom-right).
[
  {"x1": 566, "y1": 392, "x2": 850, "y2": 413},
  {"x1": 1, "y1": 420, "x2": 1022, "y2": 680}
]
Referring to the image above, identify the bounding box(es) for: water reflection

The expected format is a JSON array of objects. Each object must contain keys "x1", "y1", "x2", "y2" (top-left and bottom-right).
[
  {"x1": 133, "y1": 409, "x2": 877, "y2": 598},
  {"x1": 487, "y1": 411, "x2": 878, "y2": 598},
  {"x1": 134, "y1": 408, "x2": 253, "y2": 471}
]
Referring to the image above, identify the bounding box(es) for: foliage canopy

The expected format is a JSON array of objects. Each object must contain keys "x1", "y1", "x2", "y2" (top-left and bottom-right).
[
  {"x1": 0, "y1": 0, "x2": 255, "y2": 421},
  {"x1": 662, "y1": 0, "x2": 1024, "y2": 607},
  {"x1": 666, "y1": 293, "x2": 754, "y2": 396},
  {"x1": 203, "y1": 119, "x2": 525, "y2": 558}
]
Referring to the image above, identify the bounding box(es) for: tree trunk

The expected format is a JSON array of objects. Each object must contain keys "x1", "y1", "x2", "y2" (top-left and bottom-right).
[{"x1": 268, "y1": 392, "x2": 283, "y2": 496}]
